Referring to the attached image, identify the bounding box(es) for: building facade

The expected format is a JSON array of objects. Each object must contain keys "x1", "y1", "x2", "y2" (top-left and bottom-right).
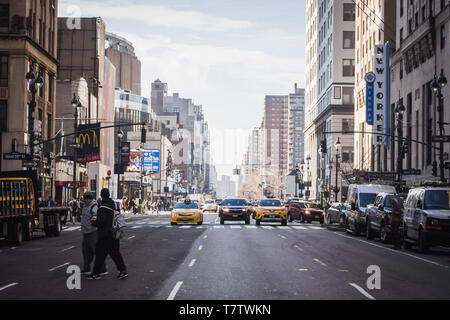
[{"x1": 288, "y1": 84, "x2": 306, "y2": 170}]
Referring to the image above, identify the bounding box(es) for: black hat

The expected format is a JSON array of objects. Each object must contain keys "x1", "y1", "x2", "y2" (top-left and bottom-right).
[
  {"x1": 101, "y1": 188, "x2": 110, "y2": 199},
  {"x1": 83, "y1": 192, "x2": 94, "y2": 199}
]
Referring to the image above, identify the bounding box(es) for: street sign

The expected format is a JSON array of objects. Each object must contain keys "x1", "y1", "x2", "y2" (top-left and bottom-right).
[
  {"x1": 69, "y1": 143, "x2": 81, "y2": 149},
  {"x1": 432, "y1": 135, "x2": 450, "y2": 143},
  {"x1": 402, "y1": 169, "x2": 422, "y2": 175},
  {"x1": 22, "y1": 160, "x2": 37, "y2": 167},
  {"x1": 3, "y1": 153, "x2": 29, "y2": 160},
  {"x1": 364, "y1": 172, "x2": 397, "y2": 180}
]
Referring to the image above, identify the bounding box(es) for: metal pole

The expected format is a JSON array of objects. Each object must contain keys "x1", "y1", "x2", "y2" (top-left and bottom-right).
[
  {"x1": 117, "y1": 136, "x2": 121, "y2": 199},
  {"x1": 397, "y1": 114, "x2": 403, "y2": 186},
  {"x1": 438, "y1": 92, "x2": 446, "y2": 182},
  {"x1": 73, "y1": 105, "x2": 78, "y2": 200},
  {"x1": 335, "y1": 152, "x2": 339, "y2": 202}
]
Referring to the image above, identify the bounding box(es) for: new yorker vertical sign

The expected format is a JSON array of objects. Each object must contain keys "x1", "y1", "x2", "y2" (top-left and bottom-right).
[{"x1": 373, "y1": 43, "x2": 390, "y2": 146}]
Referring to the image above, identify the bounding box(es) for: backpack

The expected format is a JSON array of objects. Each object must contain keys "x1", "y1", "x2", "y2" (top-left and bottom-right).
[{"x1": 100, "y1": 204, "x2": 127, "y2": 239}]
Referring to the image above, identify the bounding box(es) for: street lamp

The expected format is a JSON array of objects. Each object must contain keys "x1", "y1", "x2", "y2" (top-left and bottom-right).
[
  {"x1": 334, "y1": 138, "x2": 341, "y2": 202},
  {"x1": 71, "y1": 94, "x2": 82, "y2": 200},
  {"x1": 430, "y1": 70, "x2": 448, "y2": 182},
  {"x1": 116, "y1": 130, "x2": 124, "y2": 199},
  {"x1": 394, "y1": 102, "x2": 405, "y2": 188},
  {"x1": 26, "y1": 70, "x2": 44, "y2": 169},
  {"x1": 294, "y1": 164, "x2": 300, "y2": 198}
]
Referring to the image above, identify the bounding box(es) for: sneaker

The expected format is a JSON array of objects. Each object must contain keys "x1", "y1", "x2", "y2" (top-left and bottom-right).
[
  {"x1": 87, "y1": 274, "x2": 101, "y2": 280},
  {"x1": 100, "y1": 271, "x2": 109, "y2": 276},
  {"x1": 117, "y1": 271, "x2": 128, "y2": 280}
]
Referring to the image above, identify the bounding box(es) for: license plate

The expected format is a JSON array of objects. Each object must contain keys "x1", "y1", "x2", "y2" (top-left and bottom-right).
[{"x1": 270, "y1": 215, "x2": 275, "y2": 218}]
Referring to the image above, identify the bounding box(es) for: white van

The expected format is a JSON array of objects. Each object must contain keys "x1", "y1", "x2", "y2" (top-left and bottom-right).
[{"x1": 345, "y1": 184, "x2": 396, "y2": 235}]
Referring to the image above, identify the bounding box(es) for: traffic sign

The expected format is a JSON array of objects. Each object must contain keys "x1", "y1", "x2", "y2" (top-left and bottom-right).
[
  {"x1": 69, "y1": 143, "x2": 81, "y2": 149},
  {"x1": 402, "y1": 169, "x2": 422, "y2": 175},
  {"x1": 432, "y1": 136, "x2": 450, "y2": 143},
  {"x1": 3, "y1": 153, "x2": 29, "y2": 160},
  {"x1": 22, "y1": 160, "x2": 37, "y2": 167}
]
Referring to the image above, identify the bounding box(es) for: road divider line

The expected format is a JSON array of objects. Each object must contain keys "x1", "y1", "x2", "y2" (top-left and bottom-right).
[
  {"x1": 49, "y1": 262, "x2": 70, "y2": 272},
  {"x1": 188, "y1": 259, "x2": 196, "y2": 267},
  {"x1": 294, "y1": 245, "x2": 304, "y2": 252},
  {"x1": 167, "y1": 281, "x2": 183, "y2": 300},
  {"x1": 198, "y1": 245, "x2": 203, "y2": 251},
  {"x1": 298, "y1": 269, "x2": 308, "y2": 272},
  {"x1": 203, "y1": 235, "x2": 208, "y2": 239},
  {"x1": 333, "y1": 232, "x2": 449, "y2": 269},
  {"x1": 313, "y1": 258, "x2": 327, "y2": 267},
  {"x1": 278, "y1": 234, "x2": 287, "y2": 239},
  {"x1": 0, "y1": 282, "x2": 18, "y2": 292},
  {"x1": 59, "y1": 246, "x2": 75, "y2": 253},
  {"x1": 127, "y1": 235, "x2": 136, "y2": 240},
  {"x1": 349, "y1": 283, "x2": 376, "y2": 300}
]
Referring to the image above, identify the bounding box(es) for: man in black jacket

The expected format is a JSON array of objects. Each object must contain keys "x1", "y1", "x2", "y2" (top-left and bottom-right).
[{"x1": 88, "y1": 188, "x2": 128, "y2": 280}]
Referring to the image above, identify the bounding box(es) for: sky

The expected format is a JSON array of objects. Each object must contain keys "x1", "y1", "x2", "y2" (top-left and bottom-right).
[{"x1": 59, "y1": 0, "x2": 306, "y2": 177}]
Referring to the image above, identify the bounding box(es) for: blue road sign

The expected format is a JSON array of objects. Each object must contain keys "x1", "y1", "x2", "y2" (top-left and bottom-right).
[{"x1": 143, "y1": 149, "x2": 160, "y2": 173}]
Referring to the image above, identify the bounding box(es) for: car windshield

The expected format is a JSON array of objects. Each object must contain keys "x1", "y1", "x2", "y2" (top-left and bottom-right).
[
  {"x1": 223, "y1": 199, "x2": 247, "y2": 206},
  {"x1": 215, "y1": 200, "x2": 222, "y2": 204},
  {"x1": 305, "y1": 203, "x2": 320, "y2": 209},
  {"x1": 174, "y1": 202, "x2": 198, "y2": 209},
  {"x1": 260, "y1": 200, "x2": 282, "y2": 207},
  {"x1": 384, "y1": 195, "x2": 404, "y2": 209},
  {"x1": 299, "y1": 202, "x2": 307, "y2": 208},
  {"x1": 359, "y1": 193, "x2": 377, "y2": 207},
  {"x1": 424, "y1": 190, "x2": 450, "y2": 210},
  {"x1": 205, "y1": 200, "x2": 214, "y2": 204}
]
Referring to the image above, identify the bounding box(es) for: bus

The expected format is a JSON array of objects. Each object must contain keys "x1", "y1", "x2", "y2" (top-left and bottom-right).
[{"x1": 0, "y1": 172, "x2": 69, "y2": 245}]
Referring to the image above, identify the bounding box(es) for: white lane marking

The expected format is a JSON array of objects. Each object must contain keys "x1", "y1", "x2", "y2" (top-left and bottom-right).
[
  {"x1": 294, "y1": 245, "x2": 304, "y2": 252},
  {"x1": 313, "y1": 258, "x2": 327, "y2": 267},
  {"x1": 180, "y1": 226, "x2": 192, "y2": 229},
  {"x1": 245, "y1": 226, "x2": 257, "y2": 229},
  {"x1": 0, "y1": 283, "x2": 18, "y2": 292},
  {"x1": 188, "y1": 259, "x2": 196, "y2": 267},
  {"x1": 333, "y1": 232, "x2": 449, "y2": 269},
  {"x1": 167, "y1": 281, "x2": 183, "y2": 300},
  {"x1": 59, "y1": 246, "x2": 75, "y2": 253},
  {"x1": 277, "y1": 226, "x2": 291, "y2": 230},
  {"x1": 132, "y1": 226, "x2": 141, "y2": 229},
  {"x1": 10, "y1": 247, "x2": 17, "y2": 250},
  {"x1": 298, "y1": 269, "x2": 308, "y2": 272},
  {"x1": 349, "y1": 283, "x2": 376, "y2": 300},
  {"x1": 203, "y1": 235, "x2": 208, "y2": 239},
  {"x1": 214, "y1": 226, "x2": 224, "y2": 229},
  {"x1": 278, "y1": 234, "x2": 287, "y2": 240},
  {"x1": 230, "y1": 226, "x2": 242, "y2": 229},
  {"x1": 339, "y1": 269, "x2": 349, "y2": 272},
  {"x1": 196, "y1": 226, "x2": 204, "y2": 229},
  {"x1": 148, "y1": 221, "x2": 162, "y2": 225},
  {"x1": 262, "y1": 226, "x2": 274, "y2": 230},
  {"x1": 127, "y1": 235, "x2": 136, "y2": 240},
  {"x1": 292, "y1": 226, "x2": 307, "y2": 230},
  {"x1": 198, "y1": 245, "x2": 203, "y2": 251},
  {"x1": 49, "y1": 262, "x2": 70, "y2": 272},
  {"x1": 64, "y1": 226, "x2": 80, "y2": 231},
  {"x1": 309, "y1": 226, "x2": 323, "y2": 230}
]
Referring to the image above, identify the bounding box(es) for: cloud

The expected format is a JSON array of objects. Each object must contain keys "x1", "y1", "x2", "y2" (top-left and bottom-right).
[{"x1": 59, "y1": 0, "x2": 256, "y2": 32}]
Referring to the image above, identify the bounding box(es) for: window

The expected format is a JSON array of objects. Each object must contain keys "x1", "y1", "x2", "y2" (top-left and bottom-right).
[
  {"x1": 441, "y1": 24, "x2": 446, "y2": 49},
  {"x1": 342, "y1": 87, "x2": 354, "y2": 104},
  {"x1": 400, "y1": 0, "x2": 404, "y2": 17},
  {"x1": 342, "y1": 119, "x2": 354, "y2": 133},
  {"x1": 47, "y1": 73, "x2": 54, "y2": 102},
  {"x1": 342, "y1": 59, "x2": 355, "y2": 77},
  {"x1": 343, "y1": 31, "x2": 355, "y2": 49},
  {"x1": 400, "y1": 28, "x2": 404, "y2": 43},
  {"x1": 334, "y1": 86, "x2": 341, "y2": 99},
  {"x1": 47, "y1": 113, "x2": 52, "y2": 140},
  {"x1": 343, "y1": 3, "x2": 355, "y2": 21},
  {"x1": 400, "y1": 59, "x2": 404, "y2": 79},
  {"x1": 0, "y1": 100, "x2": 6, "y2": 132},
  {"x1": 0, "y1": 5, "x2": 8, "y2": 33},
  {"x1": 0, "y1": 55, "x2": 8, "y2": 87}
]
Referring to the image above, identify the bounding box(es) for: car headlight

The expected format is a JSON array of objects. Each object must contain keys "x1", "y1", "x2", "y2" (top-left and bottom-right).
[
  {"x1": 242, "y1": 208, "x2": 246, "y2": 212},
  {"x1": 430, "y1": 219, "x2": 439, "y2": 226},
  {"x1": 305, "y1": 211, "x2": 311, "y2": 215},
  {"x1": 224, "y1": 208, "x2": 230, "y2": 213}
]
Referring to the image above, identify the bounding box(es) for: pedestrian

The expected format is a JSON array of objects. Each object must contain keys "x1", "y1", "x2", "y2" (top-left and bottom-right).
[
  {"x1": 69, "y1": 197, "x2": 79, "y2": 225},
  {"x1": 47, "y1": 196, "x2": 55, "y2": 207},
  {"x1": 390, "y1": 196, "x2": 403, "y2": 249},
  {"x1": 89, "y1": 188, "x2": 128, "y2": 280},
  {"x1": 129, "y1": 198, "x2": 136, "y2": 214},
  {"x1": 80, "y1": 192, "x2": 107, "y2": 275}
]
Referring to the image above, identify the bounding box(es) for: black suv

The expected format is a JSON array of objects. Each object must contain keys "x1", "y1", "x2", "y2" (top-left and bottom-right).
[{"x1": 219, "y1": 198, "x2": 251, "y2": 224}]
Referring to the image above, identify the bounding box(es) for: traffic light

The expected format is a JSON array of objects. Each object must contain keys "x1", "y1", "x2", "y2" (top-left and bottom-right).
[
  {"x1": 403, "y1": 142, "x2": 409, "y2": 154},
  {"x1": 320, "y1": 139, "x2": 327, "y2": 154},
  {"x1": 141, "y1": 126, "x2": 146, "y2": 143},
  {"x1": 432, "y1": 161, "x2": 438, "y2": 177}
]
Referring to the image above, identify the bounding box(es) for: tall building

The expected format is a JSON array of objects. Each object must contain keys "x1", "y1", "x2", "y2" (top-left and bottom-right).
[
  {"x1": 389, "y1": 0, "x2": 450, "y2": 183},
  {"x1": 353, "y1": 0, "x2": 396, "y2": 172},
  {"x1": 288, "y1": 84, "x2": 306, "y2": 170},
  {"x1": 264, "y1": 95, "x2": 289, "y2": 177},
  {"x1": 304, "y1": 0, "x2": 356, "y2": 202},
  {"x1": 151, "y1": 78, "x2": 167, "y2": 115},
  {"x1": 106, "y1": 32, "x2": 141, "y2": 95},
  {"x1": 0, "y1": 0, "x2": 58, "y2": 200}
]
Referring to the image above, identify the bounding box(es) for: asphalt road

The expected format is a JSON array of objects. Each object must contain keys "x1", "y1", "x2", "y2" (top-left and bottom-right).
[{"x1": 1, "y1": 212, "x2": 449, "y2": 300}]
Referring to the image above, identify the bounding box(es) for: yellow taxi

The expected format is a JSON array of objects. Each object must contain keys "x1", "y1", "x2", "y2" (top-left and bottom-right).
[
  {"x1": 255, "y1": 198, "x2": 288, "y2": 226},
  {"x1": 170, "y1": 198, "x2": 203, "y2": 225}
]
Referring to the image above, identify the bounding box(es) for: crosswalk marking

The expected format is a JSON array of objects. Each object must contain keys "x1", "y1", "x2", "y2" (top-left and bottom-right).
[
  {"x1": 278, "y1": 226, "x2": 290, "y2": 230},
  {"x1": 230, "y1": 226, "x2": 242, "y2": 229},
  {"x1": 63, "y1": 226, "x2": 80, "y2": 232},
  {"x1": 214, "y1": 226, "x2": 224, "y2": 229},
  {"x1": 60, "y1": 224, "x2": 325, "y2": 231},
  {"x1": 245, "y1": 226, "x2": 257, "y2": 229},
  {"x1": 292, "y1": 226, "x2": 307, "y2": 230},
  {"x1": 309, "y1": 226, "x2": 323, "y2": 230},
  {"x1": 179, "y1": 226, "x2": 192, "y2": 229}
]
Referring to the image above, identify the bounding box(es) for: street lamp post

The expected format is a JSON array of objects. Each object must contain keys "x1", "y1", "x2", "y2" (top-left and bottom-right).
[
  {"x1": 117, "y1": 130, "x2": 124, "y2": 199},
  {"x1": 294, "y1": 164, "x2": 299, "y2": 198},
  {"x1": 395, "y1": 102, "x2": 406, "y2": 188},
  {"x1": 431, "y1": 70, "x2": 448, "y2": 183},
  {"x1": 305, "y1": 155, "x2": 311, "y2": 199},
  {"x1": 334, "y1": 138, "x2": 341, "y2": 202},
  {"x1": 71, "y1": 94, "x2": 82, "y2": 200}
]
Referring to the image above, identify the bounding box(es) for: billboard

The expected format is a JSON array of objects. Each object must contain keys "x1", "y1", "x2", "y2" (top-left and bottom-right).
[
  {"x1": 126, "y1": 151, "x2": 141, "y2": 172},
  {"x1": 77, "y1": 123, "x2": 101, "y2": 163},
  {"x1": 373, "y1": 43, "x2": 390, "y2": 147},
  {"x1": 143, "y1": 149, "x2": 160, "y2": 173}
]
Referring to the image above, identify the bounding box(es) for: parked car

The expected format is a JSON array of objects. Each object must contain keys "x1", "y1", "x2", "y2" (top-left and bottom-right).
[
  {"x1": 219, "y1": 198, "x2": 251, "y2": 224},
  {"x1": 288, "y1": 201, "x2": 324, "y2": 224},
  {"x1": 366, "y1": 193, "x2": 405, "y2": 243},
  {"x1": 402, "y1": 187, "x2": 450, "y2": 253},
  {"x1": 254, "y1": 198, "x2": 288, "y2": 226},
  {"x1": 345, "y1": 184, "x2": 396, "y2": 235},
  {"x1": 326, "y1": 202, "x2": 347, "y2": 225}
]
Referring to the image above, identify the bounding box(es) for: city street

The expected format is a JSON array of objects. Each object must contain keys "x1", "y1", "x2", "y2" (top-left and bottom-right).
[{"x1": 1, "y1": 213, "x2": 449, "y2": 300}]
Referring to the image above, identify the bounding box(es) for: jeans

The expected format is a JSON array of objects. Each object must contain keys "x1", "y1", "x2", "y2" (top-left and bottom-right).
[
  {"x1": 93, "y1": 236, "x2": 127, "y2": 275},
  {"x1": 82, "y1": 232, "x2": 106, "y2": 273}
]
